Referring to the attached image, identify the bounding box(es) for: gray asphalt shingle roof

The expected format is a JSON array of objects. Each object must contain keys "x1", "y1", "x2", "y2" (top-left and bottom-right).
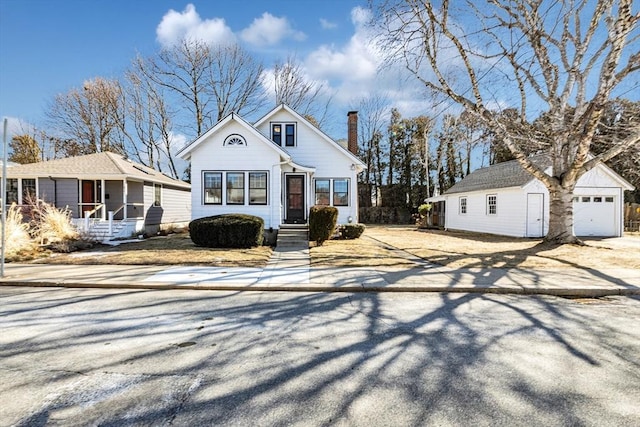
[
  {"x1": 1, "y1": 152, "x2": 190, "y2": 189},
  {"x1": 445, "y1": 155, "x2": 551, "y2": 195}
]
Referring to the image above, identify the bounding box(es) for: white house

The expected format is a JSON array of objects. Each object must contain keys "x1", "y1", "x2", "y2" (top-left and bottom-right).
[
  {"x1": 434, "y1": 155, "x2": 634, "y2": 238},
  {"x1": 177, "y1": 104, "x2": 366, "y2": 229}
]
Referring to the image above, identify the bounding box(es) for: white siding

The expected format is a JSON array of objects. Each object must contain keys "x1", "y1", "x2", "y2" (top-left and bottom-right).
[
  {"x1": 189, "y1": 120, "x2": 283, "y2": 229},
  {"x1": 444, "y1": 163, "x2": 628, "y2": 238},
  {"x1": 256, "y1": 109, "x2": 360, "y2": 224},
  {"x1": 446, "y1": 187, "x2": 527, "y2": 237}
]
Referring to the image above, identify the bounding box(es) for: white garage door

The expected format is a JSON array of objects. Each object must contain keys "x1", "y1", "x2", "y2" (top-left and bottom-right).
[{"x1": 573, "y1": 195, "x2": 616, "y2": 236}]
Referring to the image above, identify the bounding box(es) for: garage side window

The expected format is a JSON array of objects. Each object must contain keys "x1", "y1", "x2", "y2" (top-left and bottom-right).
[
  {"x1": 459, "y1": 197, "x2": 467, "y2": 214},
  {"x1": 487, "y1": 194, "x2": 497, "y2": 215}
]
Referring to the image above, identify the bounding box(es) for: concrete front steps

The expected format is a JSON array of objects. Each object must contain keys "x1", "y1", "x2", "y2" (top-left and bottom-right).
[{"x1": 276, "y1": 224, "x2": 309, "y2": 249}]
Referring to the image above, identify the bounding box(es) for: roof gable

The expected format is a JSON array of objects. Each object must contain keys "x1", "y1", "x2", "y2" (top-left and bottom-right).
[
  {"x1": 254, "y1": 104, "x2": 366, "y2": 168},
  {"x1": 176, "y1": 112, "x2": 291, "y2": 160}
]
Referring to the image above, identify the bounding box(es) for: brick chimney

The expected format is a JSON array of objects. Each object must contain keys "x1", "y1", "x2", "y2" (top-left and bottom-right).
[{"x1": 347, "y1": 111, "x2": 358, "y2": 155}]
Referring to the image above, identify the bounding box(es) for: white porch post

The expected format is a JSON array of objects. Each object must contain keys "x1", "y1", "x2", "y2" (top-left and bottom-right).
[
  {"x1": 123, "y1": 180, "x2": 128, "y2": 220},
  {"x1": 100, "y1": 179, "x2": 106, "y2": 220}
]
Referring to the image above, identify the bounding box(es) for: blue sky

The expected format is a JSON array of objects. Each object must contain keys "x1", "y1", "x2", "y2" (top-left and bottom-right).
[{"x1": 1, "y1": 0, "x2": 416, "y2": 140}]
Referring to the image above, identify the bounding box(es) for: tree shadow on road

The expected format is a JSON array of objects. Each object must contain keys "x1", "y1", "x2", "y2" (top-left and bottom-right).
[{"x1": 2, "y1": 287, "x2": 638, "y2": 426}]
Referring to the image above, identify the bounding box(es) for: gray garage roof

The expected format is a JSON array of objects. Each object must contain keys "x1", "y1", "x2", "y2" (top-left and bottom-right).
[
  {"x1": 445, "y1": 155, "x2": 551, "y2": 195},
  {"x1": 1, "y1": 152, "x2": 190, "y2": 189}
]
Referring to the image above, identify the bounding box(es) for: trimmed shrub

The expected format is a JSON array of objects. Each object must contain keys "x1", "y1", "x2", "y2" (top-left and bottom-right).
[
  {"x1": 309, "y1": 205, "x2": 338, "y2": 246},
  {"x1": 189, "y1": 214, "x2": 264, "y2": 248},
  {"x1": 339, "y1": 223, "x2": 366, "y2": 239}
]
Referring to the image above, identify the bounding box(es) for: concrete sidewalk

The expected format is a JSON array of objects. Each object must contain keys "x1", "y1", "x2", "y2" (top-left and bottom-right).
[{"x1": 1, "y1": 256, "x2": 638, "y2": 297}]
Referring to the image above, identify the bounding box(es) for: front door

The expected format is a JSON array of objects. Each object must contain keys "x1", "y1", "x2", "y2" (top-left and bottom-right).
[
  {"x1": 285, "y1": 175, "x2": 305, "y2": 224},
  {"x1": 81, "y1": 180, "x2": 95, "y2": 215}
]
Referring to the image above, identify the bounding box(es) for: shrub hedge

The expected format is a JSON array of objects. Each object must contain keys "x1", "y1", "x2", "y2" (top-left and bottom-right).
[
  {"x1": 189, "y1": 214, "x2": 264, "y2": 248},
  {"x1": 309, "y1": 205, "x2": 338, "y2": 245},
  {"x1": 339, "y1": 223, "x2": 366, "y2": 239}
]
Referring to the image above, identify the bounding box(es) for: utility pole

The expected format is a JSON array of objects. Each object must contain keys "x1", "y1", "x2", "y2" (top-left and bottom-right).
[{"x1": 1, "y1": 118, "x2": 8, "y2": 277}]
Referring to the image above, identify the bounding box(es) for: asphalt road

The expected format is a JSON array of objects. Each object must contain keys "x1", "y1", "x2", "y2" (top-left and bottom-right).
[{"x1": 1, "y1": 287, "x2": 639, "y2": 426}]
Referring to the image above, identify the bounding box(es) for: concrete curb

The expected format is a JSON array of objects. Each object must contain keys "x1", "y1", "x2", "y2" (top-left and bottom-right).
[{"x1": 2, "y1": 280, "x2": 638, "y2": 297}]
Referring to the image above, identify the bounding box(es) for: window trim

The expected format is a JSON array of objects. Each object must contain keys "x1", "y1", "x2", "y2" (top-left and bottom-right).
[
  {"x1": 5, "y1": 178, "x2": 18, "y2": 205},
  {"x1": 248, "y1": 171, "x2": 268, "y2": 205},
  {"x1": 314, "y1": 178, "x2": 350, "y2": 207},
  {"x1": 487, "y1": 194, "x2": 497, "y2": 215},
  {"x1": 285, "y1": 123, "x2": 296, "y2": 147},
  {"x1": 153, "y1": 183, "x2": 162, "y2": 207},
  {"x1": 459, "y1": 196, "x2": 467, "y2": 215},
  {"x1": 314, "y1": 179, "x2": 331, "y2": 206},
  {"x1": 271, "y1": 122, "x2": 296, "y2": 147},
  {"x1": 226, "y1": 172, "x2": 245, "y2": 205},
  {"x1": 203, "y1": 171, "x2": 223, "y2": 205},
  {"x1": 22, "y1": 178, "x2": 36, "y2": 203},
  {"x1": 333, "y1": 178, "x2": 349, "y2": 206},
  {"x1": 272, "y1": 124, "x2": 282, "y2": 146}
]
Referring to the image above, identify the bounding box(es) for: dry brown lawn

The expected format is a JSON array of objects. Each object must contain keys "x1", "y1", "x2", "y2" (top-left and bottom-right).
[
  {"x1": 311, "y1": 225, "x2": 640, "y2": 270},
  {"x1": 32, "y1": 232, "x2": 272, "y2": 267},
  {"x1": 21, "y1": 226, "x2": 640, "y2": 271}
]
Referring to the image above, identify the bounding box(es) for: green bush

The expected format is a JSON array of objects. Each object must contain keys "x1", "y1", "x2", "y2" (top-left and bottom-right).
[
  {"x1": 309, "y1": 205, "x2": 338, "y2": 245},
  {"x1": 339, "y1": 223, "x2": 366, "y2": 239},
  {"x1": 189, "y1": 214, "x2": 264, "y2": 248}
]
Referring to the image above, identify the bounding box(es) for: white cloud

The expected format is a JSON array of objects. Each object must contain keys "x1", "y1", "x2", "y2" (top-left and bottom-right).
[
  {"x1": 319, "y1": 18, "x2": 337, "y2": 30},
  {"x1": 240, "y1": 12, "x2": 306, "y2": 47},
  {"x1": 156, "y1": 4, "x2": 235, "y2": 48},
  {"x1": 304, "y1": 7, "x2": 382, "y2": 101}
]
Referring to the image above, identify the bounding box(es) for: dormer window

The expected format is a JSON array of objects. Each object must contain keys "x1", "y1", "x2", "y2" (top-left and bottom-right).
[{"x1": 272, "y1": 123, "x2": 296, "y2": 147}]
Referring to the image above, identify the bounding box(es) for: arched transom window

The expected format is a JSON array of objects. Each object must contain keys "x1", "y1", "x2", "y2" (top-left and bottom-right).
[{"x1": 224, "y1": 134, "x2": 246, "y2": 146}]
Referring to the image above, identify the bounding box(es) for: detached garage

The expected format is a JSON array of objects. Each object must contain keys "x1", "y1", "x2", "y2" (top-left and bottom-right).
[{"x1": 433, "y1": 155, "x2": 634, "y2": 238}]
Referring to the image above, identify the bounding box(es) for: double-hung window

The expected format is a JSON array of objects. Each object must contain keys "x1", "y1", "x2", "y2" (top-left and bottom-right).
[
  {"x1": 6, "y1": 179, "x2": 18, "y2": 205},
  {"x1": 203, "y1": 172, "x2": 222, "y2": 204},
  {"x1": 249, "y1": 172, "x2": 267, "y2": 205},
  {"x1": 285, "y1": 124, "x2": 295, "y2": 146},
  {"x1": 333, "y1": 179, "x2": 349, "y2": 206},
  {"x1": 22, "y1": 179, "x2": 36, "y2": 202},
  {"x1": 272, "y1": 123, "x2": 296, "y2": 147},
  {"x1": 315, "y1": 180, "x2": 330, "y2": 205},
  {"x1": 459, "y1": 197, "x2": 467, "y2": 214},
  {"x1": 487, "y1": 194, "x2": 497, "y2": 215},
  {"x1": 272, "y1": 124, "x2": 282, "y2": 145},
  {"x1": 153, "y1": 184, "x2": 162, "y2": 207},
  {"x1": 227, "y1": 173, "x2": 245, "y2": 205}
]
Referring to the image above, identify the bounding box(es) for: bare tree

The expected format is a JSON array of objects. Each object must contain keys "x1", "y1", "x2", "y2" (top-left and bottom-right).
[
  {"x1": 208, "y1": 43, "x2": 266, "y2": 123},
  {"x1": 353, "y1": 95, "x2": 390, "y2": 206},
  {"x1": 124, "y1": 64, "x2": 179, "y2": 178},
  {"x1": 46, "y1": 77, "x2": 124, "y2": 155},
  {"x1": 136, "y1": 39, "x2": 265, "y2": 137},
  {"x1": 46, "y1": 77, "x2": 126, "y2": 155},
  {"x1": 376, "y1": 0, "x2": 640, "y2": 243},
  {"x1": 270, "y1": 55, "x2": 332, "y2": 127}
]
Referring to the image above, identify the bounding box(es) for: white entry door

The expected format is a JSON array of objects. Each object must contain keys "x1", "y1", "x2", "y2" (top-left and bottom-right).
[{"x1": 526, "y1": 193, "x2": 544, "y2": 237}]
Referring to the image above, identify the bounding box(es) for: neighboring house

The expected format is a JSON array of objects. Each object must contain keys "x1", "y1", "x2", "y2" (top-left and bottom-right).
[
  {"x1": 177, "y1": 104, "x2": 366, "y2": 229},
  {"x1": 430, "y1": 155, "x2": 634, "y2": 238},
  {"x1": 1, "y1": 152, "x2": 191, "y2": 239}
]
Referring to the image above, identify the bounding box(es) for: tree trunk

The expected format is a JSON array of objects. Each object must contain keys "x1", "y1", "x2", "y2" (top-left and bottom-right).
[{"x1": 546, "y1": 185, "x2": 581, "y2": 244}]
